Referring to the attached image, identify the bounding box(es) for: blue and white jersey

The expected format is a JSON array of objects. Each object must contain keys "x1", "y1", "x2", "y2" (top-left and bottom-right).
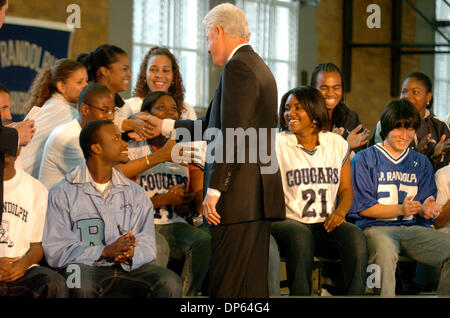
[
  {"x1": 276, "y1": 131, "x2": 350, "y2": 224},
  {"x1": 348, "y1": 143, "x2": 437, "y2": 230}
]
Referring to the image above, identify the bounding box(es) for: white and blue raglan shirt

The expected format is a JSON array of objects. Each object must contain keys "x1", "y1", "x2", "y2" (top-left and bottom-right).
[
  {"x1": 348, "y1": 143, "x2": 437, "y2": 230},
  {"x1": 276, "y1": 131, "x2": 350, "y2": 224},
  {"x1": 128, "y1": 140, "x2": 205, "y2": 225},
  {"x1": 42, "y1": 164, "x2": 156, "y2": 271}
]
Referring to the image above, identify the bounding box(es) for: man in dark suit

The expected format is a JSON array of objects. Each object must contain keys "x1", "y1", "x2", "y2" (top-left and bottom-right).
[{"x1": 141, "y1": 3, "x2": 285, "y2": 297}]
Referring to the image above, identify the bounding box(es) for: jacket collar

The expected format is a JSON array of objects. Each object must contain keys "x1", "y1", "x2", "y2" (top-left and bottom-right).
[
  {"x1": 66, "y1": 164, "x2": 130, "y2": 196},
  {"x1": 227, "y1": 43, "x2": 251, "y2": 61}
]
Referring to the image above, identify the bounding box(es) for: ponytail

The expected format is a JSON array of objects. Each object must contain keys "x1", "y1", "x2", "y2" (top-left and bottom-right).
[
  {"x1": 77, "y1": 44, "x2": 127, "y2": 82},
  {"x1": 25, "y1": 68, "x2": 53, "y2": 113},
  {"x1": 25, "y1": 58, "x2": 85, "y2": 113}
]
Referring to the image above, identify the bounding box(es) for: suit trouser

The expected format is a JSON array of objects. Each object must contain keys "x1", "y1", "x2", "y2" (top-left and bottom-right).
[{"x1": 207, "y1": 219, "x2": 271, "y2": 298}]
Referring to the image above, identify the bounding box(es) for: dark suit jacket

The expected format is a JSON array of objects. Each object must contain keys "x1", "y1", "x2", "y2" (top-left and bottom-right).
[{"x1": 175, "y1": 45, "x2": 285, "y2": 225}]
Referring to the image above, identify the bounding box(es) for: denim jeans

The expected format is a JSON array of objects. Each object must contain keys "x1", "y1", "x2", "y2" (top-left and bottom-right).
[
  {"x1": 364, "y1": 225, "x2": 450, "y2": 296},
  {"x1": 271, "y1": 218, "x2": 368, "y2": 295},
  {"x1": 156, "y1": 222, "x2": 211, "y2": 296},
  {"x1": 0, "y1": 265, "x2": 68, "y2": 298},
  {"x1": 61, "y1": 263, "x2": 182, "y2": 298}
]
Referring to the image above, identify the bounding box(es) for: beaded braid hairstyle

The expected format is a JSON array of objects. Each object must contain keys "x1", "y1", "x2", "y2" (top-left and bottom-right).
[
  {"x1": 310, "y1": 62, "x2": 346, "y2": 109},
  {"x1": 133, "y1": 46, "x2": 186, "y2": 115}
]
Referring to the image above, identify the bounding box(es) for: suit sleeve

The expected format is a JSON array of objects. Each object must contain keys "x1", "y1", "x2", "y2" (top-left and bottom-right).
[
  {"x1": 208, "y1": 60, "x2": 259, "y2": 192},
  {"x1": 0, "y1": 125, "x2": 19, "y2": 156},
  {"x1": 174, "y1": 118, "x2": 208, "y2": 142}
]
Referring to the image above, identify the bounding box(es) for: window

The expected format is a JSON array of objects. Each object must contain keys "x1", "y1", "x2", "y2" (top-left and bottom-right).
[
  {"x1": 236, "y1": 0, "x2": 299, "y2": 104},
  {"x1": 434, "y1": 1, "x2": 450, "y2": 120},
  {"x1": 132, "y1": 0, "x2": 299, "y2": 109},
  {"x1": 132, "y1": 0, "x2": 210, "y2": 108}
]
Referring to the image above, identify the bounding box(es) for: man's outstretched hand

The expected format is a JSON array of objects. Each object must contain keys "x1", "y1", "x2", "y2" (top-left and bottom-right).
[{"x1": 136, "y1": 113, "x2": 163, "y2": 138}]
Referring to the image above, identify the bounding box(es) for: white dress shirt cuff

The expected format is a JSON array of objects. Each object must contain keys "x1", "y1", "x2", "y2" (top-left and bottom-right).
[
  {"x1": 207, "y1": 188, "x2": 221, "y2": 198},
  {"x1": 161, "y1": 119, "x2": 175, "y2": 137}
]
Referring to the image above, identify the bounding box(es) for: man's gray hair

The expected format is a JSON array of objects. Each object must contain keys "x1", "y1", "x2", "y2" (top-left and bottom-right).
[{"x1": 203, "y1": 3, "x2": 250, "y2": 41}]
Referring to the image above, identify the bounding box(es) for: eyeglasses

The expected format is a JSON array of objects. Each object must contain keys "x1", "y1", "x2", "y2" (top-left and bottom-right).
[
  {"x1": 84, "y1": 102, "x2": 116, "y2": 116},
  {"x1": 153, "y1": 105, "x2": 178, "y2": 113}
]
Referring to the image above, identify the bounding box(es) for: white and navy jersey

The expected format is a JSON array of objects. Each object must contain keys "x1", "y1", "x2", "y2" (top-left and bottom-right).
[
  {"x1": 1, "y1": 169, "x2": 48, "y2": 260},
  {"x1": 348, "y1": 143, "x2": 437, "y2": 230},
  {"x1": 128, "y1": 140, "x2": 204, "y2": 225},
  {"x1": 276, "y1": 131, "x2": 350, "y2": 224}
]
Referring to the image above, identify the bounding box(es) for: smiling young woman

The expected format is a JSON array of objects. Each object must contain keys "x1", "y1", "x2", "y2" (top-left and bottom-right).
[
  {"x1": 127, "y1": 46, "x2": 197, "y2": 121},
  {"x1": 272, "y1": 85, "x2": 368, "y2": 296},
  {"x1": 77, "y1": 44, "x2": 153, "y2": 141},
  {"x1": 20, "y1": 59, "x2": 88, "y2": 178}
]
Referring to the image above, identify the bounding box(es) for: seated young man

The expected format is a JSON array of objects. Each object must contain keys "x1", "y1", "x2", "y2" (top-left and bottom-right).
[
  {"x1": 348, "y1": 99, "x2": 450, "y2": 297},
  {"x1": 0, "y1": 146, "x2": 68, "y2": 298},
  {"x1": 42, "y1": 120, "x2": 182, "y2": 298}
]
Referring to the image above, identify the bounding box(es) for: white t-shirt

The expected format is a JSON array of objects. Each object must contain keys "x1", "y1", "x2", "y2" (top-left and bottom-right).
[
  {"x1": 38, "y1": 119, "x2": 84, "y2": 190},
  {"x1": 276, "y1": 131, "x2": 350, "y2": 224},
  {"x1": 1, "y1": 169, "x2": 48, "y2": 261},
  {"x1": 20, "y1": 93, "x2": 78, "y2": 178},
  {"x1": 435, "y1": 165, "x2": 450, "y2": 234},
  {"x1": 123, "y1": 97, "x2": 197, "y2": 120}
]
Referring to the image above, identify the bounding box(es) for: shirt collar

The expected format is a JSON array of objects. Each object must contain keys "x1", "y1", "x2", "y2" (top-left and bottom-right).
[
  {"x1": 227, "y1": 43, "x2": 250, "y2": 61},
  {"x1": 54, "y1": 92, "x2": 77, "y2": 109},
  {"x1": 285, "y1": 131, "x2": 324, "y2": 149},
  {"x1": 68, "y1": 163, "x2": 130, "y2": 187}
]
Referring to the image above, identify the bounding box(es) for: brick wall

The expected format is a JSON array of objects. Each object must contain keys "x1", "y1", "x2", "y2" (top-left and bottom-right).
[
  {"x1": 8, "y1": 0, "x2": 109, "y2": 59},
  {"x1": 316, "y1": 0, "x2": 420, "y2": 132}
]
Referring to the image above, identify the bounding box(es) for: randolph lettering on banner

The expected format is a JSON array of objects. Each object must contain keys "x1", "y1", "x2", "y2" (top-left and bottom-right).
[{"x1": 0, "y1": 16, "x2": 73, "y2": 121}]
